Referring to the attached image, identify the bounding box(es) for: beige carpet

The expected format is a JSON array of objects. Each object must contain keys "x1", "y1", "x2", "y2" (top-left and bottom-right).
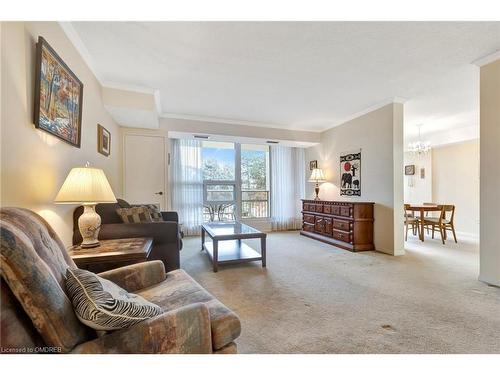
[{"x1": 180, "y1": 231, "x2": 500, "y2": 353}]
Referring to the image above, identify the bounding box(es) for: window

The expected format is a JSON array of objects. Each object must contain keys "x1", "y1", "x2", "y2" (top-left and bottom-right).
[
  {"x1": 241, "y1": 144, "x2": 270, "y2": 218},
  {"x1": 202, "y1": 142, "x2": 236, "y2": 221},
  {"x1": 202, "y1": 141, "x2": 235, "y2": 181},
  {"x1": 202, "y1": 141, "x2": 270, "y2": 221},
  {"x1": 205, "y1": 184, "x2": 235, "y2": 202}
]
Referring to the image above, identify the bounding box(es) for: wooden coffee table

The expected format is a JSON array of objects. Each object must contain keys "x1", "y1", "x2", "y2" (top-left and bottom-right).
[{"x1": 201, "y1": 222, "x2": 266, "y2": 272}]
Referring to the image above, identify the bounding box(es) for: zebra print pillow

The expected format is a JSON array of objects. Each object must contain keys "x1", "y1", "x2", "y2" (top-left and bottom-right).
[{"x1": 66, "y1": 268, "x2": 163, "y2": 331}]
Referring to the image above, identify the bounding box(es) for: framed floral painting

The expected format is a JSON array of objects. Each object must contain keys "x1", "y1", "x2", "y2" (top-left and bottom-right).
[{"x1": 34, "y1": 36, "x2": 83, "y2": 147}]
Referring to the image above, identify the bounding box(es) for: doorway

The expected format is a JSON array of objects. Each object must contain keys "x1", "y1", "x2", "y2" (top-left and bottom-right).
[{"x1": 123, "y1": 134, "x2": 167, "y2": 209}]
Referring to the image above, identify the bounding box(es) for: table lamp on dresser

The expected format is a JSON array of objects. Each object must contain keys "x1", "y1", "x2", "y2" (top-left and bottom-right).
[
  {"x1": 55, "y1": 163, "x2": 116, "y2": 248},
  {"x1": 308, "y1": 168, "x2": 326, "y2": 200}
]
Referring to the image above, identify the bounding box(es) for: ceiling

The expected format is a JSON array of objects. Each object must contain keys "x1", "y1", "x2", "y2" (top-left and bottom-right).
[{"x1": 67, "y1": 22, "x2": 500, "y2": 143}]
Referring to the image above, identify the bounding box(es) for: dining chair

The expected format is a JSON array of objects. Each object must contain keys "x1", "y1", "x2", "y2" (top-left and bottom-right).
[
  {"x1": 441, "y1": 205, "x2": 458, "y2": 243},
  {"x1": 423, "y1": 202, "x2": 438, "y2": 233},
  {"x1": 404, "y1": 204, "x2": 420, "y2": 241},
  {"x1": 422, "y1": 205, "x2": 445, "y2": 244},
  {"x1": 423, "y1": 205, "x2": 457, "y2": 244}
]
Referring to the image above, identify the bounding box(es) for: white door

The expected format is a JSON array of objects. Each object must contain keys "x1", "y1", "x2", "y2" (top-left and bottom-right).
[{"x1": 124, "y1": 134, "x2": 166, "y2": 209}]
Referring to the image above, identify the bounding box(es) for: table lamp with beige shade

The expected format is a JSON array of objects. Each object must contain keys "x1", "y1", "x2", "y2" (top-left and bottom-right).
[
  {"x1": 55, "y1": 163, "x2": 116, "y2": 248},
  {"x1": 308, "y1": 168, "x2": 326, "y2": 200}
]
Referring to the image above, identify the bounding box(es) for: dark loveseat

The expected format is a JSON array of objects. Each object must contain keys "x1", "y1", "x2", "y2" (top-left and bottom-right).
[{"x1": 73, "y1": 199, "x2": 182, "y2": 272}]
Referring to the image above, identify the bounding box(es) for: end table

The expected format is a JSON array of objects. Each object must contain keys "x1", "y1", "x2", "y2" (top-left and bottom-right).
[{"x1": 68, "y1": 237, "x2": 153, "y2": 273}]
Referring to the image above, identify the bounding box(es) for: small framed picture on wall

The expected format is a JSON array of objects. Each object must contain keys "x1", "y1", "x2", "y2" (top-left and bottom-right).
[
  {"x1": 405, "y1": 165, "x2": 415, "y2": 175},
  {"x1": 310, "y1": 160, "x2": 318, "y2": 170},
  {"x1": 97, "y1": 124, "x2": 111, "y2": 156}
]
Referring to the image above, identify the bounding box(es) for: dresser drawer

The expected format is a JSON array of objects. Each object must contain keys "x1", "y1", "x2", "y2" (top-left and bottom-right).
[
  {"x1": 332, "y1": 230, "x2": 351, "y2": 243},
  {"x1": 340, "y1": 206, "x2": 352, "y2": 217},
  {"x1": 314, "y1": 216, "x2": 325, "y2": 233},
  {"x1": 303, "y1": 223, "x2": 315, "y2": 232},
  {"x1": 333, "y1": 219, "x2": 351, "y2": 232},
  {"x1": 331, "y1": 205, "x2": 341, "y2": 215},
  {"x1": 324, "y1": 217, "x2": 333, "y2": 235},
  {"x1": 303, "y1": 214, "x2": 315, "y2": 224},
  {"x1": 314, "y1": 204, "x2": 323, "y2": 213},
  {"x1": 323, "y1": 204, "x2": 332, "y2": 214}
]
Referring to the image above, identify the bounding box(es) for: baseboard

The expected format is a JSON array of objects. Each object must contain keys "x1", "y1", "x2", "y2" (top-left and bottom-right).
[
  {"x1": 455, "y1": 231, "x2": 479, "y2": 239},
  {"x1": 478, "y1": 274, "x2": 500, "y2": 288}
]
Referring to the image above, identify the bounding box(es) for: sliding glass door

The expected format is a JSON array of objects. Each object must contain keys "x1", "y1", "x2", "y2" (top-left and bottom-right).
[
  {"x1": 202, "y1": 141, "x2": 270, "y2": 221},
  {"x1": 241, "y1": 144, "x2": 270, "y2": 218}
]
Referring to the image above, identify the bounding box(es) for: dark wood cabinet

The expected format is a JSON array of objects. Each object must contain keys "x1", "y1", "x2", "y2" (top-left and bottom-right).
[{"x1": 300, "y1": 200, "x2": 374, "y2": 251}]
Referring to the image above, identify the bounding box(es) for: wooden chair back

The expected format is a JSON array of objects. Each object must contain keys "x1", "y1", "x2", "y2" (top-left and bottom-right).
[
  {"x1": 404, "y1": 204, "x2": 414, "y2": 220},
  {"x1": 442, "y1": 205, "x2": 455, "y2": 222},
  {"x1": 423, "y1": 202, "x2": 438, "y2": 217}
]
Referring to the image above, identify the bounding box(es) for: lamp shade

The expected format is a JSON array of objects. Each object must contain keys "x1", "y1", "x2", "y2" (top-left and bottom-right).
[
  {"x1": 308, "y1": 168, "x2": 326, "y2": 182},
  {"x1": 54, "y1": 167, "x2": 117, "y2": 204}
]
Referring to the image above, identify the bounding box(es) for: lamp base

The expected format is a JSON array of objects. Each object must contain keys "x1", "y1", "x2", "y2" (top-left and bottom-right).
[
  {"x1": 78, "y1": 204, "x2": 101, "y2": 248},
  {"x1": 314, "y1": 184, "x2": 321, "y2": 200}
]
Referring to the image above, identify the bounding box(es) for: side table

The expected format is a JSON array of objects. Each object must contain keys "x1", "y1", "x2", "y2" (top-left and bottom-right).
[{"x1": 68, "y1": 237, "x2": 153, "y2": 273}]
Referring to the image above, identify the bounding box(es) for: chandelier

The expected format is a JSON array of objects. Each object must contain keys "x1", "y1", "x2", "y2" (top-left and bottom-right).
[{"x1": 408, "y1": 124, "x2": 431, "y2": 155}]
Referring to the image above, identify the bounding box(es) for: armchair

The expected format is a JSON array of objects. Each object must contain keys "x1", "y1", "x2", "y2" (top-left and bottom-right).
[
  {"x1": 73, "y1": 199, "x2": 182, "y2": 272},
  {"x1": 1, "y1": 208, "x2": 241, "y2": 354}
]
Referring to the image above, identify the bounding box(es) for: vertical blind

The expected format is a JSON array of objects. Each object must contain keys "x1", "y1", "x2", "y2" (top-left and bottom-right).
[
  {"x1": 170, "y1": 139, "x2": 204, "y2": 235},
  {"x1": 270, "y1": 145, "x2": 305, "y2": 230}
]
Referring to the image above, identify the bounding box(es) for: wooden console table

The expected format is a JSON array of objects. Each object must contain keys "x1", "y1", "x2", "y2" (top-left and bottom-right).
[
  {"x1": 68, "y1": 237, "x2": 153, "y2": 273},
  {"x1": 300, "y1": 200, "x2": 374, "y2": 251}
]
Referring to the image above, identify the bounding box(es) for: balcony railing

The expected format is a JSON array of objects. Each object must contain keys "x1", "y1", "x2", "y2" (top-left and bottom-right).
[
  {"x1": 242, "y1": 190, "x2": 269, "y2": 219},
  {"x1": 203, "y1": 189, "x2": 269, "y2": 221}
]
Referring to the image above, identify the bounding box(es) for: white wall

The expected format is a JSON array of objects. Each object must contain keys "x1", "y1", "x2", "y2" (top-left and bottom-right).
[
  {"x1": 432, "y1": 140, "x2": 480, "y2": 236},
  {"x1": 305, "y1": 103, "x2": 404, "y2": 255},
  {"x1": 1, "y1": 22, "x2": 123, "y2": 246},
  {"x1": 403, "y1": 151, "x2": 432, "y2": 204},
  {"x1": 479, "y1": 58, "x2": 500, "y2": 287}
]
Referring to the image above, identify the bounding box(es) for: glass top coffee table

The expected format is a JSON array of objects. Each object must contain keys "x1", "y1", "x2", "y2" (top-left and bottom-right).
[{"x1": 201, "y1": 221, "x2": 267, "y2": 272}]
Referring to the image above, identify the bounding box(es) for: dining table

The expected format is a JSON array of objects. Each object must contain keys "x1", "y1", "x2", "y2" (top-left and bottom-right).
[{"x1": 405, "y1": 204, "x2": 441, "y2": 242}]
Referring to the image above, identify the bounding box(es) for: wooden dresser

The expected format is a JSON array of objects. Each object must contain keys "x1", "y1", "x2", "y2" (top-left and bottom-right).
[{"x1": 300, "y1": 199, "x2": 374, "y2": 251}]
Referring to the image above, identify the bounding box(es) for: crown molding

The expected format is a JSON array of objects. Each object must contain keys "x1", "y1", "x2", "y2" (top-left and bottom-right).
[
  {"x1": 59, "y1": 22, "x2": 104, "y2": 84},
  {"x1": 323, "y1": 97, "x2": 408, "y2": 132},
  {"x1": 153, "y1": 90, "x2": 162, "y2": 114},
  {"x1": 60, "y1": 22, "x2": 161, "y2": 109},
  {"x1": 472, "y1": 50, "x2": 500, "y2": 67},
  {"x1": 100, "y1": 81, "x2": 157, "y2": 94}
]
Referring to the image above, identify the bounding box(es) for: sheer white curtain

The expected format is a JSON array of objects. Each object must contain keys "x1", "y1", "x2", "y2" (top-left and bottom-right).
[
  {"x1": 171, "y1": 139, "x2": 203, "y2": 235},
  {"x1": 270, "y1": 146, "x2": 305, "y2": 231}
]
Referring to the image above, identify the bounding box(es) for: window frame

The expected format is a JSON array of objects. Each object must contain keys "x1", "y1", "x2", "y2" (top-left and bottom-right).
[
  {"x1": 203, "y1": 181, "x2": 237, "y2": 205},
  {"x1": 202, "y1": 142, "x2": 270, "y2": 220}
]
